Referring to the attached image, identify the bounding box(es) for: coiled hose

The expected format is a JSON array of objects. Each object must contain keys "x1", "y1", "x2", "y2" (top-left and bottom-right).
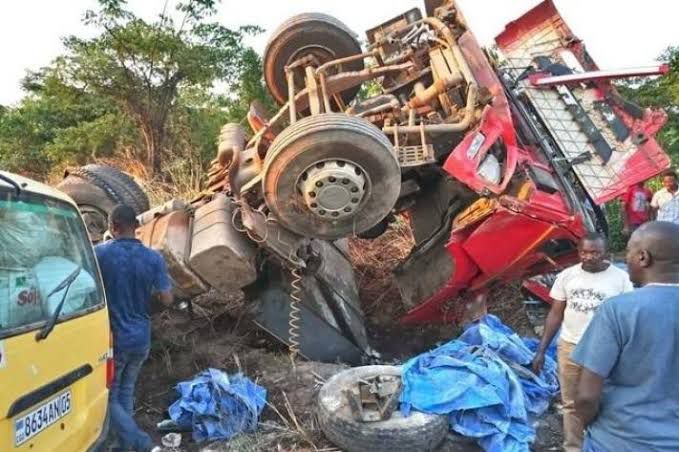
[{"x1": 288, "y1": 266, "x2": 303, "y2": 367}]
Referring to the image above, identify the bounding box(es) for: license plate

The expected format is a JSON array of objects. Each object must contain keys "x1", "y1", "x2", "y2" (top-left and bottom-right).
[{"x1": 14, "y1": 391, "x2": 72, "y2": 446}]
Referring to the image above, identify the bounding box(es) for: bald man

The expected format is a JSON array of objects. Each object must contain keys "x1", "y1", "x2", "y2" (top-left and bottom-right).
[{"x1": 572, "y1": 221, "x2": 679, "y2": 451}]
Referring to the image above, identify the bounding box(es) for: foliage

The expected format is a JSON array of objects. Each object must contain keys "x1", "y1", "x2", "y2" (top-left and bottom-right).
[
  {"x1": 0, "y1": 0, "x2": 269, "y2": 179},
  {"x1": 605, "y1": 201, "x2": 625, "y2": 253},
  {"x1": 59, "y1": 0, "x2": 259, "y2": 173},
  {"x1": 0, "y1": 68, "x2": 136, "y2": 177},
  {"x1": 605, "y1": 46, "x2": 678, "y2": 248},
  {"x1": 617, "y1": 46, "x2": 679, "y2": 162}
]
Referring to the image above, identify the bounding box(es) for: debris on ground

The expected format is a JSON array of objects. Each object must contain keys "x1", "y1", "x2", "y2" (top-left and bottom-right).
[
  {"x1": 400, "y1": 315, "x2": 559, "y2": 452},
  {"x1": 133, "y1": 226, "x2": 564, "y2": 451},
  {"x1": 161, "y1": 432, "x2": 182, "y2": 448},
  {"x1": 166, "y1": 368, "x2": 266, "y2": 443}
]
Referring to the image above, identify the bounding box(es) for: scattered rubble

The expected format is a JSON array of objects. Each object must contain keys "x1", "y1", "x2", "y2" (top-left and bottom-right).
[{"x1": 132, "y1": 224, "x2": 563, "y2": 451}]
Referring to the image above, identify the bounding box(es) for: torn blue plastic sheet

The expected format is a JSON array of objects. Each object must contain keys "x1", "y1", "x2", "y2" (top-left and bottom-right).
[
  {"x1": 400, "y1": 315, "x2": 558, "y2": 452},
  {"x1": 168, "y1": 368, "x2": 267, "y2": 442}
]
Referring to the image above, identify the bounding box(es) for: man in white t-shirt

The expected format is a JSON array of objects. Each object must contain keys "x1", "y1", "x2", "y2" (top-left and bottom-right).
[
  {"x1": 651, "y1": 170, "x2": 679, "y2": 216},
  {"x1": 531, "y1": 233, "x2": 633, "y2": 452}
]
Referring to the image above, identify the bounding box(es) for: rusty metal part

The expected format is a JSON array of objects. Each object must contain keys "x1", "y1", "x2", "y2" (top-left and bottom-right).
[
  {"x1": 316, "y1": 51, "x2": 378, "y2": 76},
  {"x1": 429, "y1": 46, "x2": 463, "y2": 116},
  {"x1": 346, "y1": 94, "x2": 400, "y2": 118},
  {"x1": 383, "y1": 83, "x2": 478, "y2": 134},
  {"x1": 408, "y1": 74, "x2": 463, "y2": 109},
  {"x1": 136, "y1": 209, "x2": 208, "y2": 299},
  {"x1": 217, "y1": 123, "x2": 246, "y2": 167},
  {"x1": 305, "y1": 66, "x2": 323, "y2": 115},
  {"x1": 323, "y1": 63, "x2": 414, "y2": 99},
  {"x1": 247, "y1": 100, "x2": 277, "y2": 142},
  {"x1": 286, "y1": 68, "x2": 298, "y2": 123},
  {"x1": 345, "y1": 375, "x2": 402, "y2": 422},
  {"x1": 137, "y1": 199, "x2": 189, "y2": 226},
  {"x1": 205, "y1": 123, "x2": 248, "y2": 195},
  {"x1": 298, "y1": 159, "x2": 367, "y2": 220}
]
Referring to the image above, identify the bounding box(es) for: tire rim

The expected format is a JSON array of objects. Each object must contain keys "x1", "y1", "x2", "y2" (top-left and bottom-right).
[
  {"x1": 286, "y1": 44, "x2": 336, "y2": 92},
  {"x1": 297, "y1": 159, "x2": 368, "y2": 220},
  {"x1": 79, "y1": 205, "x2": 108, "y2": 242}
]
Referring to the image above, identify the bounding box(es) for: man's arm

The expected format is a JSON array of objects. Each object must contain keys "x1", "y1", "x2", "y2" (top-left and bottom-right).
[
  {"x1": 531, "y1": 299, "x2": 566, "y2": 374},
  {"x1": 157, "y1": 290, "x2": 173, "y2": 308},
  {"x1": 575, "y1": 368, "x2": 604, "y2": 427},
  {"x1": 153, "y1": 253, "x2": 174, "y2": 308}
]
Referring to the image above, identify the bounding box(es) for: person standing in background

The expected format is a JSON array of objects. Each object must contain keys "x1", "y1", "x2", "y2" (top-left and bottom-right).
[
  {"x1": 531, "y1": 233, "x2": 633, "y2": 452},
  {"x1": 622, "y1": 181, "x2": 652, "y2": 235},
  {"x1": 651, "y1": 170, "x2": 679, "y2": 216}
]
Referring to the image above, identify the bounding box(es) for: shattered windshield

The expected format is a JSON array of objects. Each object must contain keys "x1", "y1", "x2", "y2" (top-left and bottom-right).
[{"x1": 0, "y1": 189, "x2": 104, "y2": 339}]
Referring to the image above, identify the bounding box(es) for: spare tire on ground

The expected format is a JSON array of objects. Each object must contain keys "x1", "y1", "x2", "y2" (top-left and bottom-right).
[
  {"x1": 56, "y1": 164, "x2": 150, "y2": 242},
  {"x1": 317, "y1": 365, "x2": 448, "y2": 452}
]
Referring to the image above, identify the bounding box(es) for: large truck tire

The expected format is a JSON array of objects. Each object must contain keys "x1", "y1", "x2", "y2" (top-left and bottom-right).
[
  {"x1": 56, "y1": 164, "x2": 149, "y2": 242},
  {"x1": 317, "y1": 365, "x2": 449, "y2": 452},
  {"x1": 64, "y1": 164, "x2": 150, "y2": 214},
  {"x1": 263, "y1": 13, "x2": 364, "y2": 107},
  {"x1": 262, "y1": 113, "x2": 401, "y2": 240}
]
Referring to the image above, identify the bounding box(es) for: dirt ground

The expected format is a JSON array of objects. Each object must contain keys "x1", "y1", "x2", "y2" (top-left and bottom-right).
[{"x1": 131, "y1": 223, "x2": 563, "y2": 451}]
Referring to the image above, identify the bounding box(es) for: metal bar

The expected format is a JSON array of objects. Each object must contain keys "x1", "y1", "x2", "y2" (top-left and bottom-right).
[
  {"x1": 319, "y1": 72, "x2": 332, "y2": 113},
  {"x1": 529, "y1": 64, "x2": 669, "y2": 87},
  {"x1": 383, "y1": 84, "x2": 478, "y2": 135},
  {"x1": 315, "y1": 50, "x2": 378, "y2": 76},
  {"x1": 286, "y1": 69, "x2": 297, "y2": 124}
]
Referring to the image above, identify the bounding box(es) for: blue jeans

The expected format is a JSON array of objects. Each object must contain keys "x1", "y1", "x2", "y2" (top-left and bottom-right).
[{"x1": 110, "y1": 347, "x2": 153, "y2": 452}]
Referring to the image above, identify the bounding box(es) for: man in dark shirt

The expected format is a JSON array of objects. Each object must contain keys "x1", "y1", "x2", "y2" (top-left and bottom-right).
[
  {"x1": 573, "y1": 221, "x2": 679, "y2": 451},
  {"x1": 96, "y1": 205, "x2": 172, "y2": 451}
]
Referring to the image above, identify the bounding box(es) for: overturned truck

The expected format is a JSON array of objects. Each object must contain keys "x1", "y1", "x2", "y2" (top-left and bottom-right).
[{"x1": 59, "y1": 0, "x2": 671, "y2": 364}]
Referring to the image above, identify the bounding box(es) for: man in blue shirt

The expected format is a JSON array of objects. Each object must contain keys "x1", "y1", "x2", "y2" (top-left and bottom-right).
[
  {"x1": 96, "y1": 205, "x2": 172, "y2": 452},
  {"x1": 573, "y1": 221, "x2": 679, "y2": 451}
]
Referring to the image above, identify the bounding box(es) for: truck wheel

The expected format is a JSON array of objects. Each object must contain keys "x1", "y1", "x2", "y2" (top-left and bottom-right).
[
  {"x1": 262, "y1": 114, "x2": 401, "y2": 240},
  {"x1": 56, "y1": 177, "x2": 115, "y2": 242},
  {"x1": 318, "y1": 365, "x2": 448, "y2": 452},
  {"x1": 56, "y1": 165, "x2": 149, "y2": 242},
  {"x1": 60, "y1": 165, "x2": 150, "y2": 214},
  {"x1": 263, "y1": 13, "x2": 364, "y2": 107}
]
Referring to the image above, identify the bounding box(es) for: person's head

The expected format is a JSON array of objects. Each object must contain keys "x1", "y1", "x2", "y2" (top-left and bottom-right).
[
  {"x1": 626, "y1": 221, "x2": 679, "y2": 286},
  {"x1": 662, "y1": 170, "x2": 678, "y2": 192},
  {"x1": 108, "y1": 204, "x2": 138, "y2": 239},
  {"x1": 578, "y1": 232, "x2": 608, "y2": 272}
]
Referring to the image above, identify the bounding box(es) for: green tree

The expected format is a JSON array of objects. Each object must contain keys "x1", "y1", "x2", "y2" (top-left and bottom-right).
[
  {"x1": 0, "y1": 67, "x2": 135, "y2": 177},
  {"x1": 60, "y1": 0, "x2": 258, "y2": 174}
]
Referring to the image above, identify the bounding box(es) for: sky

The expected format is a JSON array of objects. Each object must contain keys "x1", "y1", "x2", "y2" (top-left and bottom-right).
[{"x1": 0, "y1": 0, "x2": 676, "y2": 106}]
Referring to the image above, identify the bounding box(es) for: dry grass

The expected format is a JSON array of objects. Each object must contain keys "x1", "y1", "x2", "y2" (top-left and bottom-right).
[
  {"x1": 348, "y1": 216, "x2": 415, "y2": 317},
  {"x1": 60, "y1": 155, "x2": 206, "y2": 207}
]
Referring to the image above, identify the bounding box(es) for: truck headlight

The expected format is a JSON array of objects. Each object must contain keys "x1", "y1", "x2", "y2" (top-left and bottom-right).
[{"x1": 478, "y1": 154, "x2": 501, "y2": 185}]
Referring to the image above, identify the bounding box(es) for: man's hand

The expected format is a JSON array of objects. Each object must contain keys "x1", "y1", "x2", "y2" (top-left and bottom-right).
[{"x1": 531, "y1": 351, "x2": 545, "y2": 375}]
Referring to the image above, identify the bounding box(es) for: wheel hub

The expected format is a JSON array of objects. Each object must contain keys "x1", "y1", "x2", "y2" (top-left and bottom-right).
[{"x1": 298, "y1": 160, "x2": 367, "y2": 219}]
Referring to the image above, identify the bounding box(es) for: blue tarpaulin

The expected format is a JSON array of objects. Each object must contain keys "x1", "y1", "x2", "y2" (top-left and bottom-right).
[
  {"x1": 400, "y1": 315, "x2": 559, "y2": 452},
  {"x1": 168, "y1": 368, "x2": 267, "y2": 442}
]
